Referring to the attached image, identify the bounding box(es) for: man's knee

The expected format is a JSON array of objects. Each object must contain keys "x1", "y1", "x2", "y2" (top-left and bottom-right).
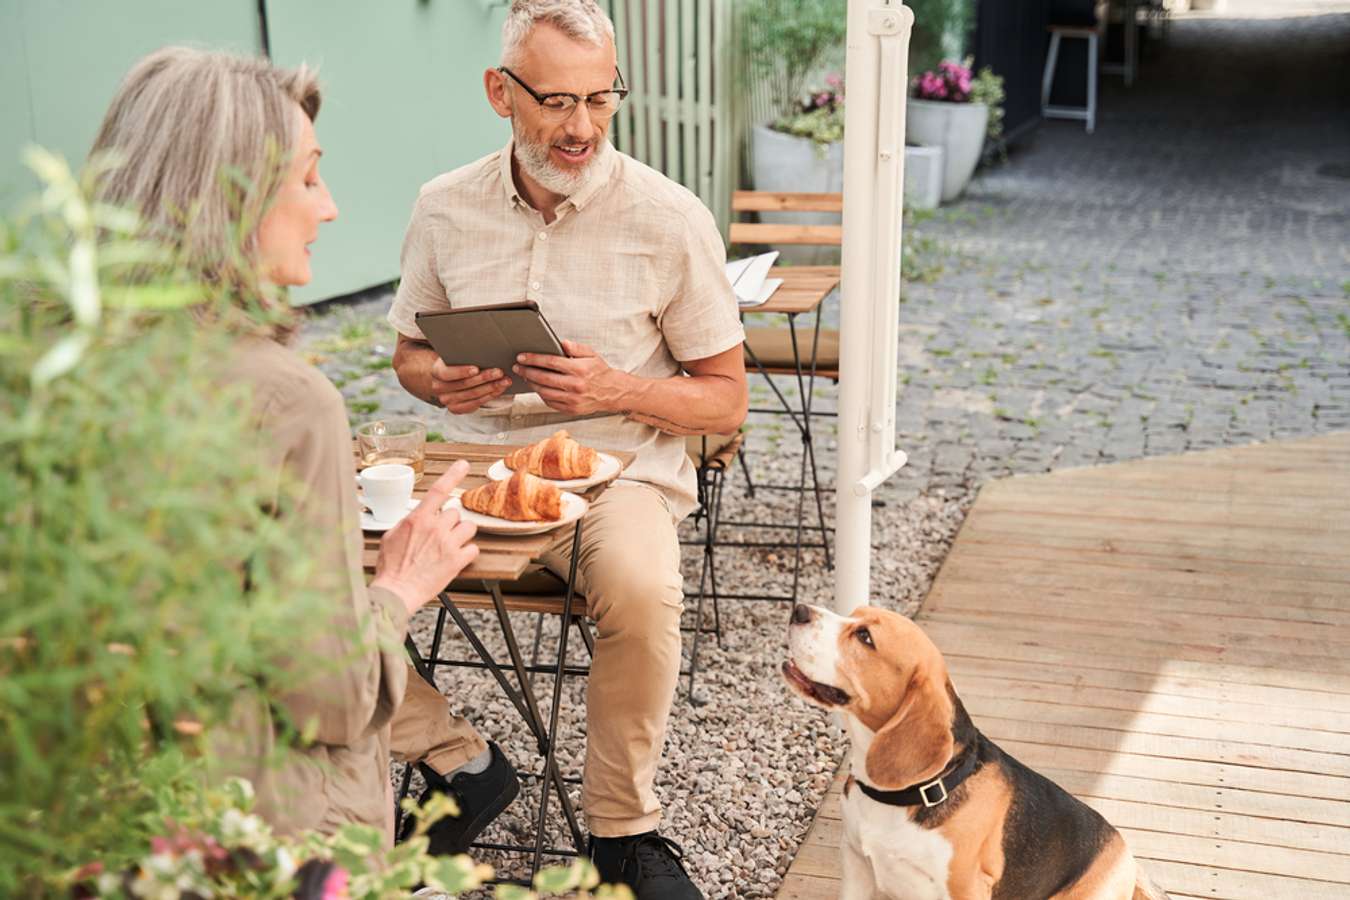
[{"x1": 586, "y1": 555, "x2": 684, "y2": 636}]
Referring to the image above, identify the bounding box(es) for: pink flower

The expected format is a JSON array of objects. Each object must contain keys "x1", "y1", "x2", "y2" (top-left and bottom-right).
[
  {"x1": 322, "y1": 865, "x2": 350, "y2": 900},
  {"x1": 825, "y1": 72, "x2": 843, "y2": 88},
  {"x1": 73, "y1": 861, "x2": 104, "y2": 880},
  {"x1": 916, "y1": 71, "x2": 950, "y2": 100},
  {"x1": 939, "y1": 60, "x2": 970, "y2": 79}
]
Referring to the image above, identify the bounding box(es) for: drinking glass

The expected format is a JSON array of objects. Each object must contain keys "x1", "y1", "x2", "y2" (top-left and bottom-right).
[{"x1": 356, "y1": 419, "x2": 427, "y2": 479}]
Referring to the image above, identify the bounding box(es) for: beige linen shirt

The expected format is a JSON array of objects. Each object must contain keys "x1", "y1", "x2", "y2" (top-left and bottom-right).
[
  {"x1": 208, "y1": 335, "x2": 409, "y2": 842},
  {"x1": 388, "y1": 141, "x2": 744, "y2": 520}
]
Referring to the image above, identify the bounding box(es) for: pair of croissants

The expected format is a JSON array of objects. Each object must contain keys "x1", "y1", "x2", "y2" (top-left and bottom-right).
[{"x1": 460, "y1": 431, "x2": 597, "y2": 522}]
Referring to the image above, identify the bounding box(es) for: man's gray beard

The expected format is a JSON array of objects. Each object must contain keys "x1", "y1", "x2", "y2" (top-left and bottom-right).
[{"x1": 512, "y1": 121, "x2": 608, "y2": 197}]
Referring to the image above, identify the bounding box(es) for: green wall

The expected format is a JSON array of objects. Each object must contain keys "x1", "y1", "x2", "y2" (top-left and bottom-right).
[
  {"x1": 1, "y1": 0, "x2": 512, "y2": 304},
  {"x1": 0, "y1": 0, "x2": 259, "y2": 205},
  {"x1": 266, "y1": 0, "x2": 510, "y2": 304}
]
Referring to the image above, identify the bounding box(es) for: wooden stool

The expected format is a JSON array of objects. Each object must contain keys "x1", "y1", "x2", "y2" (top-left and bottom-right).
[{"x1": 1042, "y1": 23, "x2": 1101, "y2": 133}]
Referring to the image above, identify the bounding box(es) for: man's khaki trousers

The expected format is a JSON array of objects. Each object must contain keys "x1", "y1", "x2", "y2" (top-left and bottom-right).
[{"x1": 391, "y1": 482, "x2": 684, "y2": 838}]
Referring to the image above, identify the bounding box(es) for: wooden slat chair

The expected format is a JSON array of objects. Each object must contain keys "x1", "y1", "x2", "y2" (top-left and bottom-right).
[
  {"x1": 731, "y1": 190, "x2": 841, "y2": 382},
  {"x1": 726, "y1": 192, "x2": 840, "y2": 589},
  {"x1": 681, "y1": 431, "x2": 743, "y2": 703}
]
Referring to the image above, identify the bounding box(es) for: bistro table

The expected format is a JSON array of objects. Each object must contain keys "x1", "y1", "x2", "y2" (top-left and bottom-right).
[
  {"x1": 736, "y1": 264, "x2": 841, "y2": 602},
  {"x1": 357, "y1": 440, "x2": 633, "y2": 880}
]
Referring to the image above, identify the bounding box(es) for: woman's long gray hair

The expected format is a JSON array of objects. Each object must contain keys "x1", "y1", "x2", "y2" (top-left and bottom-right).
[{"x1": 89, "y1": 47, "x2": 321, "y2": 330}]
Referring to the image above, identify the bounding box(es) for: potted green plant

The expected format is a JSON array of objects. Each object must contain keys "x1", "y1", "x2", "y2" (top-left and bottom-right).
[
  {"x1": 906, "y1": 59, "x2": 1005, "y2": 202},
  {"x1": 739, "y1": 0, "x2": 849, "y2": 196}
]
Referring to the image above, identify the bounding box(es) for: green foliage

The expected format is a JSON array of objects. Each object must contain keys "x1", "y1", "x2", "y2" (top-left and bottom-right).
[
  {"x1": 969, "y1": 65, "x2": 1006, "y2": 142},
  {"x1": 904, "y1": 0, "x2": 974, "y2": 77},
  {"x1": 62, "y1": 778, "x2": 493, "y2": 898},
  {"x1": 0, "y1": 151, "x2": 328, "y2": 895},
  {"x1": 738, "y1": 0, "x2": 847, "y2": 118},
  {"x1": 773, "y1": 105, "x2": 845, "y2": 150},
  {"x1": 62, "y1": 776, "x2": 632, "y2": 898}
]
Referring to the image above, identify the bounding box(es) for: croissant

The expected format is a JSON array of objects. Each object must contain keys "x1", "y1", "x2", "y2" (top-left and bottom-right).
[
  {"x1": 461, "y1": 470, "x2": 563, "y2": 522},
  {"x1": 505, "y1": 430, "x2": 598, "y2": 480}
]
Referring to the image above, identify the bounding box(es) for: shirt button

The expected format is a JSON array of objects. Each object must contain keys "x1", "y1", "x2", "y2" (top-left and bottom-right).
[
  {"x1": 530, "y1": 281, "x2": 541, "y2": 291},
  {"x1": 537, "y1": 232, "x2": 548, "y2": 241}
]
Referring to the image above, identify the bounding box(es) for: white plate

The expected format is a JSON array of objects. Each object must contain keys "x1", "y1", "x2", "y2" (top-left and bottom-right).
[
  {"x1": 360, "y1": 497, "x2": 418, "y2": 532},
  {"x1": 446, "y1": 490, "x2": 588, "y2": 535},
  {"x1": 487, "y1": 452, "x2": 622, "y2": 491}
]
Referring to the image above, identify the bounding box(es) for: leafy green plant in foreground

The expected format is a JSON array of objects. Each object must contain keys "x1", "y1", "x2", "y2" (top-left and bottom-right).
[{"x1": 0, "y1": 149, "x2": 336, "y2": 894}]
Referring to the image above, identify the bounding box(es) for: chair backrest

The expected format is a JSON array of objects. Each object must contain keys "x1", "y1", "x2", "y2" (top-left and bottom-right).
[{"x1": 729, "y1": 191, "x2": 842, "y2": 248}]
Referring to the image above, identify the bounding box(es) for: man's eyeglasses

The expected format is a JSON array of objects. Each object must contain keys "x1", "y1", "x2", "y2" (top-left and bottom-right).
[{"x1": 498, "y1": 66, "x2": 629, "y2": 121}]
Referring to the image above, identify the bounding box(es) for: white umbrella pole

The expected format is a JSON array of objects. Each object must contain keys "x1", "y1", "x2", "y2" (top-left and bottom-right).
[{"x1": 834, "y1": 0, "x2": 912, "y2": 613}]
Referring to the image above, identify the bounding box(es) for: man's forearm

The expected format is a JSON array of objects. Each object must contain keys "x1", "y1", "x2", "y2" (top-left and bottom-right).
[
  {"x1": 392, "y1": 338, "x2": 443, "y2": 407},
  {"x1": 621, "y1": 372, "x2": 747, "y2": 436}
]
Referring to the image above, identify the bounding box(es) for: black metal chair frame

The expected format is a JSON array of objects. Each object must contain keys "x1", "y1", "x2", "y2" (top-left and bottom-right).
[
  {"x1": 727, "y1": 309, "x2": 836, "y2": 605},
  {"x1": 395, "y1": 522, "x2": 587, "y2": 886},
  {"x1": 678, "y1": 434, "x2": 741, "y2": 703}
]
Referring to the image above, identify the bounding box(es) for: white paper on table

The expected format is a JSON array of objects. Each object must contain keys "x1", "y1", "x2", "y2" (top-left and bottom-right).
[
  {"x1": 725, "y1": 251, "x2": 779, "y2": 305},
  {"x1": 738, "y1": 277, "x2": 782, "y2": 308}
]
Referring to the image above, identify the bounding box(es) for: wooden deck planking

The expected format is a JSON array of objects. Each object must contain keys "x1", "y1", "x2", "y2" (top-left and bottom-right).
[{"x1": 775, "y1": 433, "x2": 1350, "y2": 899}]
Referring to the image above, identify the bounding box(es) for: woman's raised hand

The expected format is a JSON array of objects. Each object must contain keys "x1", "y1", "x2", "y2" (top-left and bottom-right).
[{"x1": 369, "y1": 460, "x2": 479, "y2": 616}]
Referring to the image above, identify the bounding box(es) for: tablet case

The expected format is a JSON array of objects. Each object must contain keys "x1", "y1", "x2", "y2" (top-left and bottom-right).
[{"x1": 415, "y1": 301, "x2": 567, "y2": 395}]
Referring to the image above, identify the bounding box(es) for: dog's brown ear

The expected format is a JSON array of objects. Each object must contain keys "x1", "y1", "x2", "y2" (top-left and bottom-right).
[{"x1": 864, "y1": 672, "x2": 954, "y2": 790}]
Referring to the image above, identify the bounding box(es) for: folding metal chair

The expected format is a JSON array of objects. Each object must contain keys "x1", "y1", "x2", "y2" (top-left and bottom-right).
[
  {"x1": 397, "y1": 525, "x2": 589, "y2": 885},
  {"x1": 724, "y1": 191, "x2": 841, "y2": 603},
  {"x1": 680, "y1": 432, "x2": 743, "y2": 703}
]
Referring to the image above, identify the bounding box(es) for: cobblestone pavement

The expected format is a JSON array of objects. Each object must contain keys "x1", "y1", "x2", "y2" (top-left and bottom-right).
[{"x1": 872, "y1": 3, "x2": 1350, "y2": 498}]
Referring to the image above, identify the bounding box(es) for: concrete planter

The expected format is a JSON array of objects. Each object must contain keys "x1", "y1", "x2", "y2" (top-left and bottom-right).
[
  {"x1": 904, "y1": 145, "x2": 944, "y2": 211},
  {"x1": 750, "y1": 126, "x2": 944, "y2": 260},
  {"x1": 905, "y1": 98, "x2": 989, "y2": 202}
]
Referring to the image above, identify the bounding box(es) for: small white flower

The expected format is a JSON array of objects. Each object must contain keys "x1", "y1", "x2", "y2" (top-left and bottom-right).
[
  {"x1": 273, "y1": 847, "x2": 298, "y2": 883},
  {"x1": 219, "y1": 807, "x2": 268, "y2": 848}
]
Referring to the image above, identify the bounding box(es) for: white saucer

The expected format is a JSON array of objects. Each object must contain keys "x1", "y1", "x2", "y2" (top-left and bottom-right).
[
  {"x1": 360, "y1": 497, "x2": 418, "y2": 532},
  {"x1": 446, "y1": 491, "x2": 588, "y2": 535},
  {"x1": 487, "y1": 452, "x2": 622, "y2": 491}
]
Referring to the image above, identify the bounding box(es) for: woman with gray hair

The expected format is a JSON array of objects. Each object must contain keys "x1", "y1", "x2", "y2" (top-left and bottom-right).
[{"x1": 88, "y1": 47, "x2": 494, "y2": 843}]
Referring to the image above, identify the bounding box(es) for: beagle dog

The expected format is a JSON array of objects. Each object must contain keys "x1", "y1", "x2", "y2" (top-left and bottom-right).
[{"x1": 784, "y1": 604, "x2": 1170, "y2": 900}]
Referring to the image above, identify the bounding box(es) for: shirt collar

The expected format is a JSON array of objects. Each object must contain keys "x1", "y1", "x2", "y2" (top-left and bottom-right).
[{"x1": 498, "y1": 137, "x2": 617, "y2": 215}]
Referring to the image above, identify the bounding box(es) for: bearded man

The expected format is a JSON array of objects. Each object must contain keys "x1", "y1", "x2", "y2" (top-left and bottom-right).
[{"x1": 384, "y1": 2, "x2": 747, "y2": 897}]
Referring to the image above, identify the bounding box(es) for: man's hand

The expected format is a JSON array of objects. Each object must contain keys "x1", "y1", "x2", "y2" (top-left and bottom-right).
[
  {"x1": 370, "y1": 460, "x2": 479, "y2": 616},
  {"x1": 514, "y1": 340, "x2": 635, "y2": 416},
  {"x1": 430, "y1": 359, "x2": 512, "y2": 414}
]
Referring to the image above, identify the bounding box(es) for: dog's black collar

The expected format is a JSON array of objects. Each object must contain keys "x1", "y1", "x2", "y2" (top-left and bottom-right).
[{"x1": 856, "y1": 749, "x2": 980, "y2": 808}]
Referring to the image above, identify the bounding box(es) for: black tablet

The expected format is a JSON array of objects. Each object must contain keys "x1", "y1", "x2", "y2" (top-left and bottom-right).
[{"x1": 415, "y1": 301, "x2": 568, "y2": 395}]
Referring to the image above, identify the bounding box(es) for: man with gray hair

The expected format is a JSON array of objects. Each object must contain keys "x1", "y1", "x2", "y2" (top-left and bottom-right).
[{"x1": 386, "y1": 1, "x2": 746, "y2": 896}]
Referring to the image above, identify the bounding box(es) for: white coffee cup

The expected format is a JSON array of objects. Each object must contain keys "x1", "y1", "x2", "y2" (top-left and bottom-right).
[{"x1": 358, "y1": 463, "x2": 415, "y2": 523}]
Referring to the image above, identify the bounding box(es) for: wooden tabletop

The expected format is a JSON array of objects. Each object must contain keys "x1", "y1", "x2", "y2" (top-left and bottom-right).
[
  {"x1": 750, "y1": 265, "x2": 841, "y2": 316},
  {"x1": 357, "y1": 440, "x2": 634, "y2": 582}
]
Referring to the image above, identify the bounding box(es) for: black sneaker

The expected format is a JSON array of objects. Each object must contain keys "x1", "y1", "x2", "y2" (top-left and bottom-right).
[
  {"x1": 588, "y1": 831, "x2": 704, "y2": 899},
  {"x1": 399, "y1": 742, "x2": 520, "y2": 855}
]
